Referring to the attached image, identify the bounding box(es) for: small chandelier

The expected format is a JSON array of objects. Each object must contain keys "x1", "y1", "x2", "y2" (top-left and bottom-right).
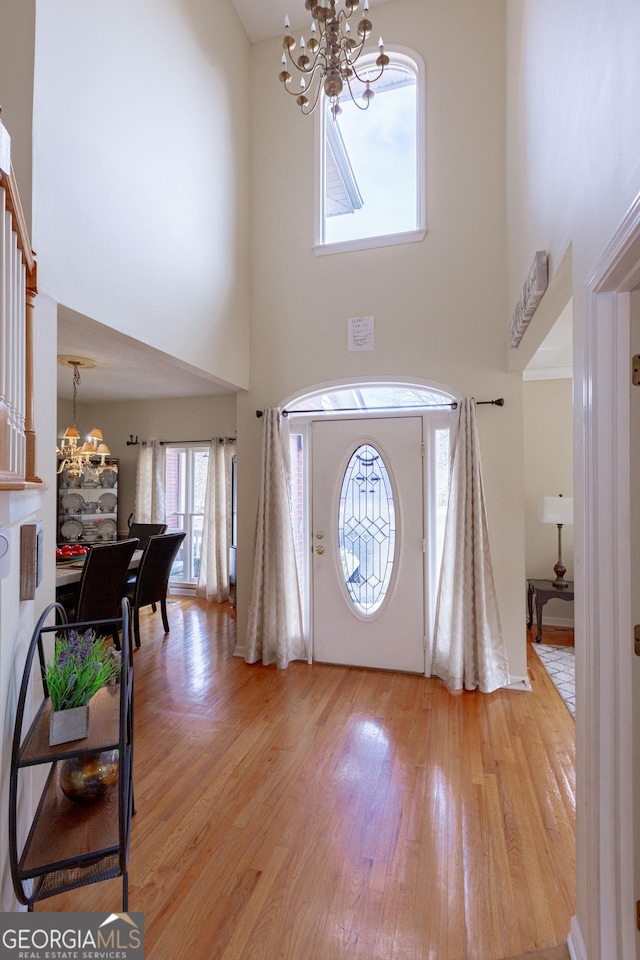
[
  {"x1": 279, "y1": 0, "x2": 389, "y2": 118},
  {"x1": 56, "y1": 356, "x2": 111, "y2": 478}
]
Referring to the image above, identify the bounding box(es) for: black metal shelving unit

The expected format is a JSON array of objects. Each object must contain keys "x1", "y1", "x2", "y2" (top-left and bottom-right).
[{"x1": 9, "y1": 599, "x2": 134, "y2": 910}]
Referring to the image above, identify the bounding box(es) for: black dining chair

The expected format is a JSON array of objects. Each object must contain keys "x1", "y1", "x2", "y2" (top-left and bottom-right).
[
  {"x1": 124, "y1": 532, "x2": 186, "y2": 648},
  {"x1": 58, "y1": 538, "x2": 139, "y2": 644},
  {"x1": 127, "y1": 522, "x2": 168, "y2": 551}
]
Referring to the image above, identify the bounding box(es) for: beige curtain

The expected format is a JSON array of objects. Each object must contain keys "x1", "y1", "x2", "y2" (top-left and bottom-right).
[
  {"x1": 134, "y1": 440, "x2": 166, "y2": 524},
  {"x1": 245, "y1": 409, "x2": 306, "y2": 669},
  {"x1": 196, "y1": 439, "x2": 235, "y2": 602},
  {"x1": 432, "y1": 398, "x2": 510, "y2": 693}
]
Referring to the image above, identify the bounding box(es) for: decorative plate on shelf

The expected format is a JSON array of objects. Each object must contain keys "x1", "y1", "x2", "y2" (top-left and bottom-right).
[
  {"x1": 61, "y1": 492, "x2": 83, "y2": 514},
  {"x1": 98, "y1": 492, "x2": 117, "y2": 513},
  {"x1": 100, "y1": 469, "x2": 117, "y2": 488},
  {"x1": 97, "y1": 518, "x2": 117, "y2": 539},
  {"x1": 60, "y1": 519, "x2": 83, "y2": 541}
]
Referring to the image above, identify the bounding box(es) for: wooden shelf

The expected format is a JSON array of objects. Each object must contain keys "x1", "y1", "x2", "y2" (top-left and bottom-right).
[
  {"x1": 20, "y1": 765, "x2": 120, "y2": 877},
  {"x1": 60, "y1": 512, "x2": 117, "y2": 519},
  {"x1": 19, "y1": 685, "x2": 121, "y2": 766}
]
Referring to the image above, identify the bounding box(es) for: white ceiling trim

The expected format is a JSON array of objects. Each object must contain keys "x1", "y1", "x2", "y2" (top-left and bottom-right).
[{"x1": 522, "y1": 365, "x2": 573, "y2": 381}]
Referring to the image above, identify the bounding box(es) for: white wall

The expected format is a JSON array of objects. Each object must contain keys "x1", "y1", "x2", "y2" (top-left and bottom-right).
[
  {"x1": 237, "y1": 0, "x2": 529, "y2": 680},
  {"x1": 523, "y1": 378, "x2": 574, "y2": 623},
  {"x1": 57, "y1": 394, "x2": 237, "y2": 536},
  {"x1": 507, "y1": 1, "x2": 640, "y2": 956},
  {"x1": 0, "y1": 0, "x2": 35, "y2": 231},
  {"x1": 32, "y1": 0, "x2": 251, "y2": 391}
]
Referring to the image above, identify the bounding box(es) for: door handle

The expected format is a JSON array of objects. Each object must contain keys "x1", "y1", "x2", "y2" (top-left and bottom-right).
[{"x1": 315, "y1": 546, "x2": 324, "y2": 555}]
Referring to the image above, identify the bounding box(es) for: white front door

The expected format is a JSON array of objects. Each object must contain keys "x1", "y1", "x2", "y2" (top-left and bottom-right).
[{"x1": 311, "y1": 416, "x2": 425, "y2": 672}]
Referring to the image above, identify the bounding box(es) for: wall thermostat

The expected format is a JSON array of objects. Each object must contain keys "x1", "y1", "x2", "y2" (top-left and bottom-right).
[{"x1": 0, "y1": 528, "x2": 11, "y2": 579}]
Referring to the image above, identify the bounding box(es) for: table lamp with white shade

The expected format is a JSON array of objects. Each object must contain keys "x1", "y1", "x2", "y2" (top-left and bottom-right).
[{"x1": 539, "y1": 494, "x2": 574, "y2": 589}]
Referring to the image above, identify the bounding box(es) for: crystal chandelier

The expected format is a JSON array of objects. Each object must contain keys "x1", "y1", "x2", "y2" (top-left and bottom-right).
[
  {"x1": 279, "y1": 0, "x2": 389, "y2": 118},
  {"x1": 56, "y1": 356, "x2": 111, "y2": 478}
]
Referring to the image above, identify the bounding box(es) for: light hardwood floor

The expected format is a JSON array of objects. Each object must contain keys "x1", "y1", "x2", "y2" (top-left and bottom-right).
[{"x1": 44, "y1": 601, "x2": 575, "y2": 960}]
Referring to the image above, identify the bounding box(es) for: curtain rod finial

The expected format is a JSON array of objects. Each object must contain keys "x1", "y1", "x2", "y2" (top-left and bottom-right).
[{"x1": 256, "y1": 410, "x2": 263, "y2": 418}]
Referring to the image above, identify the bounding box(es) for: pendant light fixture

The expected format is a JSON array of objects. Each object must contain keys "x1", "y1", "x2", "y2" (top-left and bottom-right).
[
  {"x1": 279, "y1": 0, "x2": 389, "y2": 118},
  {"x1": 56, "y1": 356, "x2": 111, "y2": 477}
]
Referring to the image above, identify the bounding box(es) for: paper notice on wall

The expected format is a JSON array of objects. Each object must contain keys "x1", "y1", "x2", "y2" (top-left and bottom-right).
[{"x1": 348, "y1": 316, "x2": 374, "y2": 352}]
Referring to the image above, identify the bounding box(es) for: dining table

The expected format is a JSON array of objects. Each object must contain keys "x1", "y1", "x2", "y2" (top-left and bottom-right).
[{"x1": 55, "y1": 549, "x2": 143, "y2": 593}]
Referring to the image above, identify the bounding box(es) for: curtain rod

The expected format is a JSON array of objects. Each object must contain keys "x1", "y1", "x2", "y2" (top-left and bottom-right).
[
  {"x1": 255, "y1": 398, "x2": 504, "y2": 418},
  {"x1": 157, "y1": 437, "x2": 236, "y2": 445}
]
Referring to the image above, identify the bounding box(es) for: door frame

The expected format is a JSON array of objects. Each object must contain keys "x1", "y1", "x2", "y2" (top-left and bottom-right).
[
  {"x1": 281, "y1": 378, "x2": 455, "y2": 674},
  {"x1": 572, "y1": 191, "x2": 640, "y2": 960}
]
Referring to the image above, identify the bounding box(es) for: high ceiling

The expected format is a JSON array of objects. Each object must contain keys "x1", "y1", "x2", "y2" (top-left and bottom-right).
[
  {"x1": 55, "y1": 0, "x2": 394, "y2": 406},
  {"x1": 231, "y1": 0, "x2": 393, "y2": 44},
  {"x1": 57, "y1": 0, "x2": 571, "y2": 405},
  {"x1": 57, "y1": 307, "x2": 234, "y2": 404}
]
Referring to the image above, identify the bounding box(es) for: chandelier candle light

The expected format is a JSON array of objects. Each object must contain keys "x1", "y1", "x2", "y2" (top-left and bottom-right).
[
  {"x1": 279, "y1": 0, "x2": 389, "y2": 117},
  {"x1": 56, "y1": 356, "x2": 111, "y2": 478}
]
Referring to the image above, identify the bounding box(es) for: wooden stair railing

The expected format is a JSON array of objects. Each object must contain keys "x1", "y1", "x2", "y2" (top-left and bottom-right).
[{"x1": 0, "y1": 107, "x2": 40, "y2": 490}]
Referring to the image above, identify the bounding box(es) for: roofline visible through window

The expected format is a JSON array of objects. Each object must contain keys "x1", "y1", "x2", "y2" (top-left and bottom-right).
[{"x1": 314, "y1": 45, "x2": 426, "y2": 254}]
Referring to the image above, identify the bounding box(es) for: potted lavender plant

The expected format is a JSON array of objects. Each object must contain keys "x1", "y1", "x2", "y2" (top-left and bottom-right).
[{"x1": 47, "y1": 628, "x2": 121, "y2": 746}]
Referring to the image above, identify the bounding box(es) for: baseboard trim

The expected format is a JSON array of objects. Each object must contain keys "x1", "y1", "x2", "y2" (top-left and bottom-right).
[
  {"x1": 543, "y1": 616, "x2": 575, "y2": 628},
  {"x1": 168, "y1": 585, "x2": 196, "y2": 597},
  {"x1": 567, "y1": 916, "x2": 586, "y2": 960},
  {"x1": 232, "y1": 651, "x2": 534, "y2": 690}
]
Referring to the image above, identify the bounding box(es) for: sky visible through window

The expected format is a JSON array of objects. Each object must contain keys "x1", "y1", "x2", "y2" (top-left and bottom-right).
[{"x1": 324, "y1": 77, "x2": 417, "y2": 244}]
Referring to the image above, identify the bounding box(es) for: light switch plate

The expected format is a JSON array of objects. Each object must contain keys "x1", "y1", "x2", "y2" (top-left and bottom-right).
[{"x1": 0, "y1": 528, "x2": 11, "y2": 578}]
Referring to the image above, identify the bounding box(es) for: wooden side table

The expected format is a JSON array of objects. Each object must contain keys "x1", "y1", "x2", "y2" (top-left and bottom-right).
[{"x1": 527, "y1": 578, "x2": 575, "y2": 642}]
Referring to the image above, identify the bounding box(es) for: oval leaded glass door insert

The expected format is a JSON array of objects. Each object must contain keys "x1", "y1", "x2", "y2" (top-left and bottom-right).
[{"x1": 338, "y1": 444, "x2": 396, "y2": 615}]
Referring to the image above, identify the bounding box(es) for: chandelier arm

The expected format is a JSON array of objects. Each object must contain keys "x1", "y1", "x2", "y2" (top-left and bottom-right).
[
  {"x1": 283, "y1": 71, "x2": 323, "y2": 101},
  {"x1": 336, "y1": 6, "x2": 354, "y2": 24},
  {"x1": 284, "y1": 58, "x2": 328, "y2": 100},
  {"x1": 301, "y1": 80, "x2": 324, "y2": 116},
  {"x1": 339, "y1": 36, "x2": 366, "y2": 63},
  {"x1": 287, "y1": 49, "x2": 329, "y2": 80},
  {"x1": 349, "y1": 61, "x2": 386, "y2": 86},
  {"x1": 343, "y1": 72, "x2": 372, "y2": 111}
]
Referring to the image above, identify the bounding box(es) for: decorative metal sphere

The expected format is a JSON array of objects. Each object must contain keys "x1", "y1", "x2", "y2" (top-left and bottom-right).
[{"x1": 324, "y1": 71, "x2": 344, "y2": 99}]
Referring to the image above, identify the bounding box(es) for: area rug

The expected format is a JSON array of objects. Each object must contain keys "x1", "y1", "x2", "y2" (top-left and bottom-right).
[{"x1": 532, "y1": 644, "x2": 575, "y2": 718}]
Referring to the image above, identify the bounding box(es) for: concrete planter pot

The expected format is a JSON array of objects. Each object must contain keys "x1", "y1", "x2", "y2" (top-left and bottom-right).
[{"x1": 49, "y1": 704, "x2": 89, "y2": 746}]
